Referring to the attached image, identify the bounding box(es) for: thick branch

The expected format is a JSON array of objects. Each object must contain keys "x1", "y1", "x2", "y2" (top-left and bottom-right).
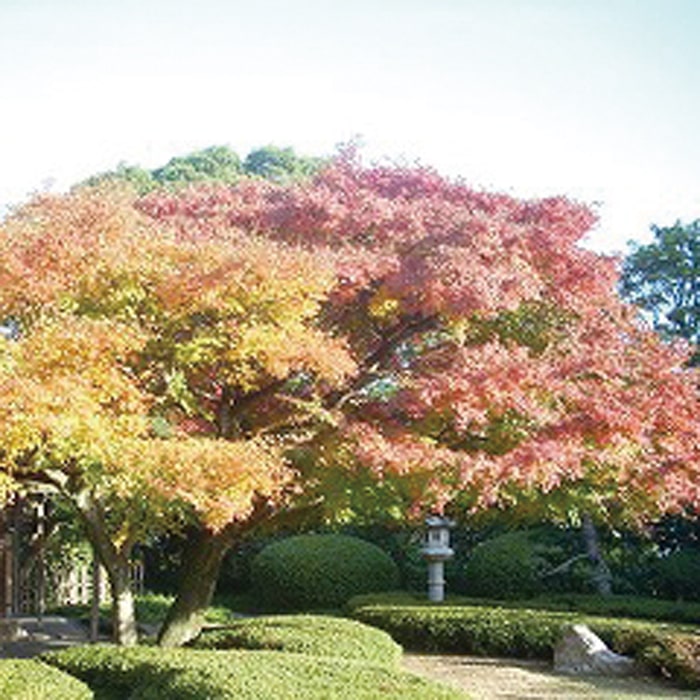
[
  {"x1": 326, "y1": 313, "x2": 439, "y2": 409},
  {"x1": 540, "y1": 553, "x2": 588, "y2": 578}
]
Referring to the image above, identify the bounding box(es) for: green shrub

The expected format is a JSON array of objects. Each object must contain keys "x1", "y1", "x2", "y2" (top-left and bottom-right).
[
  {"x1": 191, "y1": 614, "x2": 402, "y2": 666},
  {"x1": 349, "y1": 595, "x2": 570, "y2": 657},
  {"x1": 347, "y1": 591, "x2": 700, "y2": 624},
  {"x1": 600, "y1": 627, "x2": 700, "y2": 688},
  {"x1": 43, "y1": 645, "x2": 465, "y2": 699},
  {"x1": 250, "y1": 534, "x2": 400, "y2": 610},
  {"x1": 0, "y1": 659, "x2": 93, "y2": 700},
  {"x1": 347, "y1": 592, "x2": 700, "y2": 688},
  {"x1": 652, "y1": 550, "x2": 700, "y2": 601},
  {"x1": 526, "y1": 593, "x2": 700, "y2": 624},
  {"x1": 463, "y1": 530, "x2": 550, "y2": 599}
]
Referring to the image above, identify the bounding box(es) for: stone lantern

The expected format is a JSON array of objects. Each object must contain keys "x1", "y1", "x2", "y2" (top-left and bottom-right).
[{"x1": 421, "y1": 516, "x2": 455, "y2": 602}]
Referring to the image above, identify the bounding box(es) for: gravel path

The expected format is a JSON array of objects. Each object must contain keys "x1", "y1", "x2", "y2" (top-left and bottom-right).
[{"x1": 402, "y1": 653, "x2": 698, "y2": 699}]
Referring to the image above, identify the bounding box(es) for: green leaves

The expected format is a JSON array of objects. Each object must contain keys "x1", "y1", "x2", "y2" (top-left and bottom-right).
[{"x1": 621, "y1": 220, "x2": 700, "y2": 358}]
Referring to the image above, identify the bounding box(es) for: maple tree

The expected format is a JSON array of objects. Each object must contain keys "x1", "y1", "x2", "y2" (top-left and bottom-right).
[{"x1": 0, "y1": 152, "x2": 698, "y2": 646}]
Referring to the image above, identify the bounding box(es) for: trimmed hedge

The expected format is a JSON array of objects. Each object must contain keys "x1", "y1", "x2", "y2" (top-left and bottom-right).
[
  {"x1": 0, "y1": 659, "x2": 93, "y2": 700},
  {"x1": 347, "y1": 593, "x2": 700, "y2": 688},
  {"x1": 42, "y1": 645, "x2": 465, "y2": 700},
  {"x1": 250, "y1": 534, "x2": 399, "y2": 610},
  {"x1": 191, "y1": 614, "x2": 402, "y2": 667},
  {"x1": 521, "y1": 593, "x2": 700, "y2": 625},
  {"x1": 348, "y1": 591, "x2": 700, "y2": 625}
]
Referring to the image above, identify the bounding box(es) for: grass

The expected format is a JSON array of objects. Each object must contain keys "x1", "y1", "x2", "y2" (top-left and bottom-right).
[{"x1": 47, "y1": 592, "x2": 240, "y2": 634}]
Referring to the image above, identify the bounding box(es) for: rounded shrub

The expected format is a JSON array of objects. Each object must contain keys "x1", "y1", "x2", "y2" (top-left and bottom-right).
[
  {"x1": 44, "y1": 645, "x2": 463, "y2": 700},
  {"x1": 191, "y1": 614, "x2": 402, "y2": 666},
  {"x1": 463, "y1": 530, "x2": 548, "y2": 599},
  {"x1": 0, "y1": 659, "x2": 93, "y2": 700},
  {"x1": 250, "y1": 534, "x2": 400, "y2": 610}
]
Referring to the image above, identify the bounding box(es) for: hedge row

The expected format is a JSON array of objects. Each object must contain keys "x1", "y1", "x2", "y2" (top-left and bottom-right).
[
  {"x1": 497, "y1": 593, "x2": 700, "y2": 625},
  {"x1": 191, "y1": 615, "x2": 403, "y2": 667},
  {"x1": 347, "y1": 594, "x2": 700, "y2": 688},
  {"x1": 0, "y1": 659, "x2": 93, "y2": 700},
  {"x1": 42, "y1": 645, "x2": 465, "y2": 700}
]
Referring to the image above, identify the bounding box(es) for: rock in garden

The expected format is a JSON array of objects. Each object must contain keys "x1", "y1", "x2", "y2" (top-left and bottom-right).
[{"x1": 553, "y1": 624, "x2": 636, "y2": 676}]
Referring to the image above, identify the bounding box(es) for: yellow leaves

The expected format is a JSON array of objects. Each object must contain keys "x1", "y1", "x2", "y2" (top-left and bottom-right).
[
  {"x1": 155, "y1": 236, "x2": 335, "y2": 323},
  {"x1": 230, "y1": 322, "x2": 355, "y2": 388},
  {"x1": 368, "y1": 288, "x2": 400, "y2": 322},
  {"x1": 0, "y1": 472, "x2": 18, "y2": 505},
  {"x1": 110, "y1": 437, "x2": 287, "y2": 531},
  {"x1": 0, "y1": 317, "x2": 151, "y2": 470}
]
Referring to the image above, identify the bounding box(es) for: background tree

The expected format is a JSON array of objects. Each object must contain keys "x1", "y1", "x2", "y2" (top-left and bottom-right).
[
  {"x1": 151, "y1": 145, "x2": 242, "y2": 185},
  {"x1": 82, "y1": 144, "x2": 321, "y2": 193},
  {"x1": 620, "y1": 220, "x2": 700, "y2": 364},
  {"x1": 243, "y1": 145, "x2": 324, "y2": 182}
]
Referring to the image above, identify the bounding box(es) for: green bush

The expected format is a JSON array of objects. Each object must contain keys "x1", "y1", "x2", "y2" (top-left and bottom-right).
[
  {"x1": 525, "y1": 593, "x2": 700, "y2": 624},
  {"x1": 191, "y1": 614, "x2": 402, "y2": 666},
  {"x1": 43, "y1": 645, "x2": 465, "y2": 699},
  {"x1": 0, "y1": 659, "x2": 93, "y2": 700},
  {"x1": 250, "y1": 534, "x2": 400, "y2": 610},
  {"x1": 606, "y1": 627, "x2": 700, "y2": 689},
  {"x1": 349, "y1": 595, "x2": 571, "y2": 657},
  {"x1": 652, "y1": 550, "x2": 700, "y2": 601},
  {"x1": 463, "y1": 530, "x2": 550, "y2": 599},
  {"x1": 347, "y1": 592, "x2": 700, "y2": 688},
  {"x1": 347, "y1": 591, "x2": 700, "y2": 624}
]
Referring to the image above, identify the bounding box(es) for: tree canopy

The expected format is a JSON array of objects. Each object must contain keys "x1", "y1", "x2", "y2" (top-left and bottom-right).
[
  {"x1": 0, "y1": 151, "x2": 698, "y2": 644},
  {"x1": 620, "y1": 220, "x2": 700, "y2": 364},
  {"x1": 83, "y1": 144, "x2": 323, "y2": 193}
]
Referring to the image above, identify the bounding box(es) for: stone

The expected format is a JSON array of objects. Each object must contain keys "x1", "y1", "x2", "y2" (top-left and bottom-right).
[{"x1": 553, "y1": 624, "x2": 636, "y2": 676}]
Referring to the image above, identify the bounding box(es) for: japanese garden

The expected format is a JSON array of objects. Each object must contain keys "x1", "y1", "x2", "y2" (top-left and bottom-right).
[{"x1": 0, "y1": 144, "x2": 697, "y2": 699}]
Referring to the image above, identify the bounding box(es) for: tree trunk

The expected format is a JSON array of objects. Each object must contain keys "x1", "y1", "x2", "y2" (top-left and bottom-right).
[
  {"x1": 581, "y1": 513, "x2": 613, "y2": 596},
  {"x1": 157, "y1": 526, "x2": 235, "y2": 647},
  {"x1": 108, "y1": 564, "x2": 138, "y2": 646},
  {"x1": 72, "y1": 491, "x2": 139, "y2": 645}
]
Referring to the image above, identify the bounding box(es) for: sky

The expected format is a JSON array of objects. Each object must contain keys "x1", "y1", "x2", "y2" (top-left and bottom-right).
[{"x1": 2, "y1": 0, "x2": 700, "y2": 254}]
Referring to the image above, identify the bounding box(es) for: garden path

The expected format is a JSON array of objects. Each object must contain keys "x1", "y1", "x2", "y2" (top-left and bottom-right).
[
  {"x1": 402, "y1": 653, "x2": 698, "y2": 699},
  {"x1": 0, "y1": 616, "x2": 90, "y2": 658}
]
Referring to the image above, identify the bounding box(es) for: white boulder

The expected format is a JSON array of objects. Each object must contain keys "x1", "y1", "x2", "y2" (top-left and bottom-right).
[{"x1": 554, "y1": 624, "x2": 636, "y2": 676}]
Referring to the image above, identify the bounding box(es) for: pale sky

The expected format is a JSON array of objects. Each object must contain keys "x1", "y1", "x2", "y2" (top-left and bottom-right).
[{"x1": 2, "y1": 0, "x2": 699, "y2": 253}]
